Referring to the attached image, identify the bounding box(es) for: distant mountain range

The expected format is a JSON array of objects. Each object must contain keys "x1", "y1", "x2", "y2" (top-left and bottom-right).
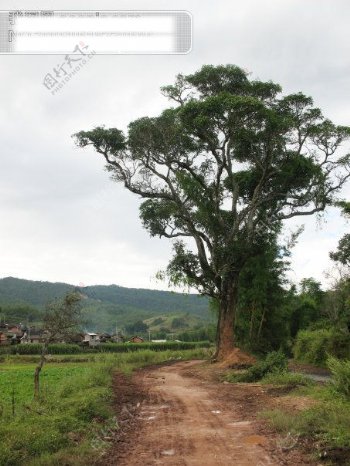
[{"x1": 0, "y1": 277, "x2": 211, "y2": 333}]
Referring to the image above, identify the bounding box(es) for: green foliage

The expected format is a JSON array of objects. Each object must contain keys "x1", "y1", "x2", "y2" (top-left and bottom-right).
[
  {"x1": 152, "y1": 317, "x2": 164, "y2": 326},
  {"x1": 0, "y1": 303, "x2": 42, "y2": 324},
  {"x1": 145, "y1": 312, "x2": 208, "y2": 337},
  {"x1": 327, "y1": 356, "x2": 350, "y2": 399},
  {"x1": 0, "y1": 277, "x2": 211, "y2": 334},
  {"x1": 175, "y1": 324, "x2": 216, "y2": 342},
  {"x1": 289, "y1": 278, "x2": 324, "y2": 338},
  {"x1": 234, "y1": 235, "x2": 293, "y2": 353},
  {"x1": 226, "y1": 351, "x2": 288, "y2": 383},
  {"x1": 323, "y1": 276, "x2": 350, "y2": 329},
  {"x1": 82, "y1": 283, "x2": 209, "y2": 319},
  {"x1": 330, "y1": 201, "x2": 350, "y2": 266},
  {"x1": 0, "y1": 277, "x2": 74, "y2": 308},
  {"x1": 171, "y1": 317, "x2": 188, "y2": 329},
  {"x1": 293, "y1": 329, "x2": 350, "y2": 365},
  {"x1": 125, "y1": 319, "x2": 148, "y2": 335}
]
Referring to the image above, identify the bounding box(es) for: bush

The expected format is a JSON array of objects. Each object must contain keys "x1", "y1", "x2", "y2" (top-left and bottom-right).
[
  {"x1": 293, "y1": 329, "x2": 350, "y2": 365},
  {"x1": 227, "y1": 351, "x2": 288, "y2": 383},
  {"x1": 327, "y1": 356, "x2": 350, "y2": 399}
]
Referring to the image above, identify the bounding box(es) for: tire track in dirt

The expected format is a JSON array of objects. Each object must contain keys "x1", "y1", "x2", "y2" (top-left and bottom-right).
[{"x1": 113, "y1": 360, "x2": 278, "y2": 466}]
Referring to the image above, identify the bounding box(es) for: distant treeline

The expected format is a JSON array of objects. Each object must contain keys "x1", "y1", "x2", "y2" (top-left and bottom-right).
[{"x1": 0, "y1": 277, "x2": 211, "y2": 332}]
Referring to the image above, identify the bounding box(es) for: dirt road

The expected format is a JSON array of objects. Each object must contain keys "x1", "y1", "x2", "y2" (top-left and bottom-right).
[{"x1": 104, "y1": 360, "x2": 311, "y2": 466}]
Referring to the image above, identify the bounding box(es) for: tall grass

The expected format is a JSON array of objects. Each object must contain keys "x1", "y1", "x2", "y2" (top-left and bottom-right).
[
  {"x1": 0, "y1": 348, "x2": 208, "y2": 465},
  {"x1": 262, "y1": 360, "x2": 350, "y2": 456},
  {"x1": 327, "y1": 356, "x2": 350, "y2": 399},
  {"x1": 293, "y1": 329, "x2": 350, "y2": 365}
]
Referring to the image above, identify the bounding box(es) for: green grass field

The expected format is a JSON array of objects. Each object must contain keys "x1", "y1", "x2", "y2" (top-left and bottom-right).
[{"x1": 0, "y1": 348, "x2": 209, "y2": 466}]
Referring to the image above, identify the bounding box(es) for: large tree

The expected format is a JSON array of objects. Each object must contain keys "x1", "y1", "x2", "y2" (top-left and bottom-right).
[{"x1": 74, "y1": 65, "x2": 350, "y2": 360}]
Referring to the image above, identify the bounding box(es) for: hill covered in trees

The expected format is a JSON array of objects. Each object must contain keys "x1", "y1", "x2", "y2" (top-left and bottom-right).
[{"x1": 0, "y1": 277, "x2": 211, "y2": 333}]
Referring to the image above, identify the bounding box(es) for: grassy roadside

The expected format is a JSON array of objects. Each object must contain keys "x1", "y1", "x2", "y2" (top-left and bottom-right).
[
  {"x1": 224, "y1": 353, "x2": 350, "y2": 465},
  {"x1": 0, "y1": 348, "x2": 209, "y2": 466},
  {"x1": 260, "y1": 378, "x2": 350, "y2": 464}
]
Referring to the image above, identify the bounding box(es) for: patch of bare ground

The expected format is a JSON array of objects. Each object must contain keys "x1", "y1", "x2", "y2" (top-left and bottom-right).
[
  {"x1": 288, "y1": 361, "x2": 331, "y2": 377},
  {"x1": 215, "y1": 347, "x2": 257, "y2": 369},
  {"x1": 100, "y1": 361, "x2": 320, "y2": 466}
]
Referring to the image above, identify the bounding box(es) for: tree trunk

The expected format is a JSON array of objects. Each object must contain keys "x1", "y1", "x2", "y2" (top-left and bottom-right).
[
  {"x1": 34, "y1": 343, "x2": 47, "y2": 399},
  {"x1": 214, "y1": 276, "x2": 239, "y2": 361}
]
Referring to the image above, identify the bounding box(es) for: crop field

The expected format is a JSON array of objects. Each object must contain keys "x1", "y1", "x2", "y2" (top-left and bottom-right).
[{"x1": 0, "y1": 348, "x2": 209, "y2": 466}]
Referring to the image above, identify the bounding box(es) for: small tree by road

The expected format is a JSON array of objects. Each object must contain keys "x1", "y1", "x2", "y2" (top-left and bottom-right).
[{"x1": 34, "y1": 292, "x2": 82, "y2": 398}]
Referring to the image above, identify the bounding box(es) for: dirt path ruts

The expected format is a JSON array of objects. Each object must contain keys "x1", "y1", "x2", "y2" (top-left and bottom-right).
[{"x1": 110, "y1": 360, "x2": 279, "y2": 466}]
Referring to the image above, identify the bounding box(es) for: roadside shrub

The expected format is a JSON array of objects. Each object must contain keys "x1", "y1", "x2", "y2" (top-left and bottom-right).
[
  {"x1": 293, "y1": 329, "x2": 350, "y2": 365},
  {"x1": 227, "y1": 351, "x2": 288, "y2": 383},
  {"x1": 327, "y1": 356, "x2": 350, "y2": 399}
]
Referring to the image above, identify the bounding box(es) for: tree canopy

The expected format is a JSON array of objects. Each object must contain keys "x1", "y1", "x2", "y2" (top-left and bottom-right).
[{"x1": 74, "y1": 65, "x2": 350, "y2": 359}]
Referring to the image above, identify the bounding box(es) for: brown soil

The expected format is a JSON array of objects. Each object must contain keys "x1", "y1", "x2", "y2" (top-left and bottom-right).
[
  {"x1": 100, "y1": 360, "x2": 319, "y2": 466},
  {"x1": 215, "y1": 347, "x2": 256, "y2": 369}
]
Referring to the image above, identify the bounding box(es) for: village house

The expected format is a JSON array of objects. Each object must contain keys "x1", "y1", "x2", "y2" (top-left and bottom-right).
[
  {"x1": 0, "y1": 324, "x2": 25, "y2": 344},
  {"x1": 111, "y1": 331, "x2": 125, "y2": 343},
  {"x1": 83, "y1": 332, "x2": 100, "y2": 347},
  {"x1": 99, "y1": 332, "x2": 112, "y2": 343},
  {"x1": 7, "y1": 324, "x2": 23, "y2": 336},
  {"x1": 129, "y1": 335, "x2": 144, "y2": 343},
  {"x1": 20, "y1": 328, "x2": 46, "y2": 344},
  {"x1": 69, "y1": 333, "x2": 85, "y2": 345},
  {"x1": 0, "y1": 331, "x2": 9, "y2": 345}
]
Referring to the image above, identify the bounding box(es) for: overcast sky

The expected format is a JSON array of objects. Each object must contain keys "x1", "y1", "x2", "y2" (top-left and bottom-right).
[{"x1": 1, "y1": 0, "x2": 350, "y2": 291}]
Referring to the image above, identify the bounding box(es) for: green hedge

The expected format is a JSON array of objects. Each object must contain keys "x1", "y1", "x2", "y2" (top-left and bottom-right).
[
  {"x1": 97, "y1": 341, "x2": 210, "y2": 353},
  {"x1": 9, "y1": 343, "x2": 81, "y2": 355},
  {"x1": 293, "y1": 329, "x2": 350, "y2": 365},
  {"x1": 0, "y1": 341, "x2": 211, "y2": 356}
]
